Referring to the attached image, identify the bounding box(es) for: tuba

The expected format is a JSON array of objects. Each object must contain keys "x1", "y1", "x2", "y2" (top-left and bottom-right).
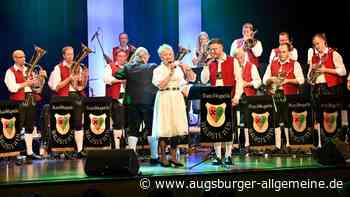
[
  {"x1": 25, "y1": 45, "x2": 47, "y2": 94},
  {"x1": 243, "y1": 30, "x2": 258, "y2": 50},
  {"x1": 70, "y1": 43, "x2": 93, "y2": 92}
]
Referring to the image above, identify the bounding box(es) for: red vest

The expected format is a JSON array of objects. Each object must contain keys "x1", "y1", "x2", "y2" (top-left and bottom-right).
[
  {"x1": 56, "y1": 63, "x2": 71, "y2": 96},
  {"x1": 311, "y1": 48, "x2": 342, "y2": 87},
  {"x1": 106, "y1": 63, "x2": 121, "y2": 100},
  {"x1": 271, "y1": 59, "x2": 298, "y2": 95},
  {"x1": 9, "y1": 66, "x2": 26, "y2": 101},
  {"x1": 242, "y1": 62, "x2": 257, "y2": 96},
  {"x1": 237, "y1": 38, "x2": 260, "y2": 67},
  {"x1": 209, "y1": 55, "x2": 236, "y2": 96}
]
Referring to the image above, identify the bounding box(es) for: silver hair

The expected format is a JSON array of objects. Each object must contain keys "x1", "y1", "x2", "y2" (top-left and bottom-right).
[
  {"x1": 157, "y1": 44, "x2": 173, "y2": 56},
  {"x1": 129, "y1": 47, "x2": 149, "y2": 63},
  {"x1": 196, "y1": 32, "x2": 209, "y2": 52}
]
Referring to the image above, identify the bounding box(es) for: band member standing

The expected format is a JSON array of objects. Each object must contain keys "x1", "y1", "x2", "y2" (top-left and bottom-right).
[
  {"x1": 269, "y1": 32, "x2": 298, "y2": 64},
  {"x1": 4, "y1": 50, "x2": 46, "y2": 162},
  {"x1": 152, "y1": 44, "x2": 196, "y2": 167},
  {"x1": 307, "y1": 33, "x2": 346, "y2": 95},
  {"x1": 230, "y1": 22, "x2": 263, "y2": 68},
  {"x1": 307, "y1": 33, "x2": 346, "y2": 147},
  {"x1": 103, "y1": 49, "x2": 127, "y2": 150},
  {"x1": 112, "y1": 32, "x2": 136, "y2": 62},
  {"x1": 201, "y1": 38, "x2": 243, "y2": 165},
  {"x1": 192, "y1": 32, "x2": 209, "y2": 66},
  {"x1": 263, "y1": 43, "x2": 305, "y2": 149},
  {"x1": 48, "y1": 46, "x2": 89, "y2": 157},
  {"x1": 115, "y1": 47, "x2": 159, "y2": 165},
  {"x1": 233, "y1": 48, "x2": 261, "y2": 148}
]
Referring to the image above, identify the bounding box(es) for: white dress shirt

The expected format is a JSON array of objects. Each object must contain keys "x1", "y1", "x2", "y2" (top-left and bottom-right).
[
  {"x1": 307, "y1": 47, "x2": 346, "y2": 84},
  {"x1": 200, "y1": 53, "x2": 243, "y2": 101},
  {"x1": 269, "y1": 48, "x2": 298, "y2": 64},
  {"x1": 263, "y1": 59, "x2": 305, "y2": 85},
  {"x1": 4, "y1": 64, "x2": 32, "y2": 93},
  {"x1": 103, "y1": 63, "x2": 122, "y2": 85}
]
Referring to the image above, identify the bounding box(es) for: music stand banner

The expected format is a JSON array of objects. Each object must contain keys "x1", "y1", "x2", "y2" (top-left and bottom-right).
[
  {"x1": 50, "y1": 96, "x2": 76, "y2": 149},
  {"x1": 287, "y1": 96, "x2": 314, "y2": 145},
  {"x1": 319, "y1": 96, "x2": 343, "y2": 143},
  {"x1": 0, "y1": 101, "x2": 24, "y2": 153},
  {"x1": 200, "y1": 86, "x2": 234, "y2": 143},
  {"x1": 84, "y1": 97, "x2": 112, "y2": 147},
  {"x1": 246, "y1": 96, "x2": 275, "y2": 146}
]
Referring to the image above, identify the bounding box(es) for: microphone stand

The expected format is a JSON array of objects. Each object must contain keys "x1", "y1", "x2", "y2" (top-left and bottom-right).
[{"x1": 91, "y1": 28, "x2": 112, "y2": 64}]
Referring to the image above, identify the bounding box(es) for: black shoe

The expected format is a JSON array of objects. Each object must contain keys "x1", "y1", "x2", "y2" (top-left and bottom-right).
[
  {"x1": 32, "y1": 153, "x2": 42, "y2": 160},
  {"x1": 224, "y1": 156, "x2": 233, "y2": 165},
  {"x1": 169, "y1": 160, "x2": 184, "y2": 168},
  {"x1": 271, "y1": 148, "x2": 281, "y2": 154},
  {"x1": 160, "y1": 160, "x2": 171, "y2": 167},
  {"x1": 212, "y1": 157, "x2": 223, "y2": 165},
  {"x1": 25, "y1": 155, "x2": 33, "y2": 164},
  {"x1": 75, "y1": 151, "x2": 87, "y2": 159},
  {"x1": 150, "y1": 158, "x2": 160, "y2": 165}
]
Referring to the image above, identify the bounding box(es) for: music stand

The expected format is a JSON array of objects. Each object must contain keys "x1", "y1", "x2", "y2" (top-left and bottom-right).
[{"x1": 188, "y1": 86, "x2": 235, "y2": 169}]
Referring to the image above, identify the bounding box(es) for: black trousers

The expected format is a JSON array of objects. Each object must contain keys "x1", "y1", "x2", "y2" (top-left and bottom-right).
[
  {"x1": 69, "y1": 92, "x2": 84, "y2": 131},
  {"x1": 111, "y1": 100, "x2": 125, "y2": 130},
  {"x1": 126, "y1": 104, "x2": 153, "y2": 137},
  {"x1": 16, "y1": 95, "x2": 36, "y2": 134},
  {"x1": 272, "y1": 91, "x2": 289, "y2": 128},
  {"x1": 312, "y1": 84, "x2": 343, "y2": 122},
  {"x1": 313, "y1": 83, "x2": 343, "y2": 96}
]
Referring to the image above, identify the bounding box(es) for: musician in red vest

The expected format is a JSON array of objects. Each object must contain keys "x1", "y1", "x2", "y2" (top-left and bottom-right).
[
  {"x1": 103, "y1": 49, "x2": 127, "y2": 150},
  {"x1": 233, "y1": 48, "x2": 261, "y2": 148},
  {"x1": 230, "y1": 22, "x2": 263, "y2": 68},
  {"x1": 201, "y1": 38, "x2": 243, "y2": 165},
  {"x1": 112, "y1": 32, "x2": 136, "y2": 62},
  {"x1": 263, "y1": 43, "x2": 305, "y2": 149},
  {"x1": 307, "y1": 33, "x2": 346, "y2": 147},
  {"x1": 4, "y1": 50, "x2": 46, "y2": 163},
  {"x1": 48, "y1": 46, "x2": 89, "y2": 158},
  {"x1": 269, "y1": 32, "x2": 298, "y2": 64},
  {"x1": 307, "y1": 33, "x2": 346, "y2": 95}
]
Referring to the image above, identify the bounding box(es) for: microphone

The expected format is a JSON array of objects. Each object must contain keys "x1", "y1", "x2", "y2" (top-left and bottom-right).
[{"x1": 90, "y1": 27, "x2": 101, "y2": 42}]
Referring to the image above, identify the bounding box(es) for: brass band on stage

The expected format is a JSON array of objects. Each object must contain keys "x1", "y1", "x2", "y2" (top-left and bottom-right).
[{"x1": 1, "y1": 24, "x2": 349, "y2": 166}]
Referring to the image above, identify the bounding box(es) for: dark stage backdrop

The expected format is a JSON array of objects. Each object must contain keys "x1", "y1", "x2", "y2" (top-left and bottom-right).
[
  {"x1": 124, "y1": 0, "x2": 179, "y2": 63},
  {"x1": 0, "y1": 0, "x2": 87, "y2": 100}
]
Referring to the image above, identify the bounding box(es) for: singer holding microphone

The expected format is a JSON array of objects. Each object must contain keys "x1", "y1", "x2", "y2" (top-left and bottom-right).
[{"x1": 152, "y1": 44, "x2": 195, "y2": 167}]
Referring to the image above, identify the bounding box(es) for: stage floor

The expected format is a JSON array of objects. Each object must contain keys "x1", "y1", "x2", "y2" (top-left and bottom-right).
[{"x1": 0, "y1": 152, "x2": 332, "y2": 186}]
